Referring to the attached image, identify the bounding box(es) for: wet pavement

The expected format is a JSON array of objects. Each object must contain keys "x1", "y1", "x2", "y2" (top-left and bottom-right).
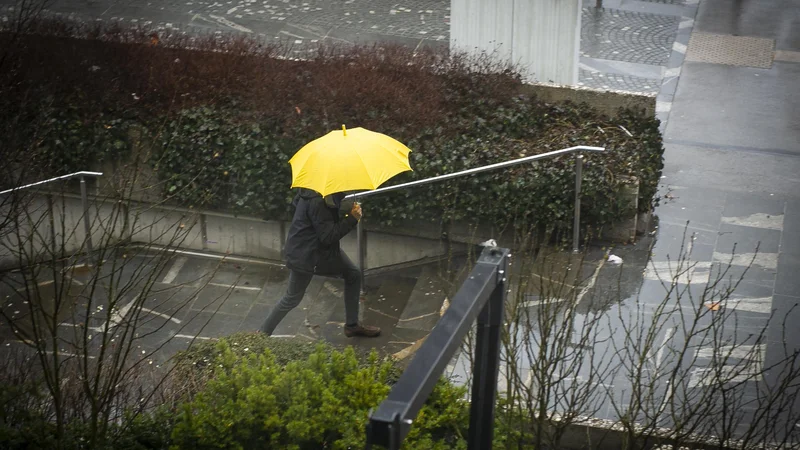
[
  {"x1": 528, "y1": 0, "x2": 800, "y2": 437},
  {"x1": 0, "y1": 248, "x2": 461, "y2": 366},
  {"x1": 2, "y1": 0, "x2": 697, "y2": 94}
]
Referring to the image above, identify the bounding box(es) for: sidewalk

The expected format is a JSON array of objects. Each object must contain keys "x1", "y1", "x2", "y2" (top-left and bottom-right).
[{"x1": 654, "y1": 0, "x2": 800, "y2": 347}]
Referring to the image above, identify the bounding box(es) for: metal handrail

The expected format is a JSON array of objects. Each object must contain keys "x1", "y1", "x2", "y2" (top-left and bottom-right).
[
  {"x1": 0, "y1": 171, "x2": 103, "y2": 195},
  {"x1": 344, "y1": 145, "x2": 604, "y2": 285},
  {"x1": 344, "y1": 145, "x2": 603, "y2": 200},
  {"x1": 1, "y1": 171, "x2": 103, "y2": 261},
  {"x1": 366, "y1": 247, "x2": 509, "y2": 449}
]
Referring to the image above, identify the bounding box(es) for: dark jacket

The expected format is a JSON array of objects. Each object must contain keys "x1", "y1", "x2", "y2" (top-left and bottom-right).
[{"x1": 284, "y1": 188, "x2": 358, "y2": 274}]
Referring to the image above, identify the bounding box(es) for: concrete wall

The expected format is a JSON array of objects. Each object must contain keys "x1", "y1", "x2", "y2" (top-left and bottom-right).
[
  {"x1": 129, "y1": 204, "x2": 204, "y2": 250},
  {"x1": 0, "y1": 193, "x2": 459, "y2": 271},
  {"x1": 203, "y1": 213, "x2": 285, "y2": 261},
  {"x1": 519, "y1": 82, "x2": 657, "y2": 118},
  {"x1": 450, "y1": 0, "x2": 581, "y2": 85},
  {"x1": 0, "y1": 194, "x2": 126, "y2": 267}
]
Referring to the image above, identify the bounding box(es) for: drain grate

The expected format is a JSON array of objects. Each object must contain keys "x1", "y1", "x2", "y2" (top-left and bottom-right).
[{"x1": 686, "y1": 32, "x2": 774, "y2": 68}]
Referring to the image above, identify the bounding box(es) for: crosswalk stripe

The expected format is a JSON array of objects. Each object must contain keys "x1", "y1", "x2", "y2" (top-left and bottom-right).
[
  {"x1": 712, "y1": 252, "x2": 778, "y2": 270},
  {"x1": 696, "y1": 344, "x2": 766, "y2": 360},
  {"x1": 721, "y1": 213, "x2": 784, "y2": 231},
  {"x1": 644, "y1": 261, "x2": 711, "y2": 285},
  {"x1": 727, "y1": 297, "x2": 773, "y2": 314},
  {"x1": 689, "y1": 344, "x2": 766, "y2": 388}
]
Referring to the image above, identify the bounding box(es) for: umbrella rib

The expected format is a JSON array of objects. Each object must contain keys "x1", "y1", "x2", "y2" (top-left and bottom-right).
[
  {"x1": 364, "y1": 131, "x2": 412, "y2": 168},
  {"x1": 353, "y1": 147, "x2": 378, "y2": 190}
]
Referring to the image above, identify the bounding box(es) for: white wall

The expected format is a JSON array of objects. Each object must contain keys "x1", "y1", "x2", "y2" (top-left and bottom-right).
[{"x1": 450, "y1": 0, "x2": 581, "y2": 85}]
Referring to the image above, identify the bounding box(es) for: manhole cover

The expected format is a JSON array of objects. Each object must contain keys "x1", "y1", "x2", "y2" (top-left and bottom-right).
[{"x1": 686, "y1": 32, "x2": 774, "y2": 68}]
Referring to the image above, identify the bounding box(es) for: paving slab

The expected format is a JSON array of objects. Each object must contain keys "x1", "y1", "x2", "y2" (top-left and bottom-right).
[{"x1": 693, "y1": 0, "x2": 800, "y2": 51}]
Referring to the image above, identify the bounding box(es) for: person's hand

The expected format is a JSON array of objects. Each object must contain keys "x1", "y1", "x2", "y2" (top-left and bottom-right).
[{"x1": 350, "y1": 202, "x2": 362, "y2": 221}]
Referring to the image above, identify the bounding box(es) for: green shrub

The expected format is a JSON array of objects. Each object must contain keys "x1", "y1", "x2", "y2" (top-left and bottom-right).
[{"x1": 169, "y1": 342, "x2": 468, "y2": 450}]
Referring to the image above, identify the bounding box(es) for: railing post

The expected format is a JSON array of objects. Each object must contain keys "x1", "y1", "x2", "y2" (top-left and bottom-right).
[
  {"x1": 79, "y1": 176, "x2": 94, "y2": 262},
  {"x1": 46, "y1": 194, "x2": 57, "y2": 259},
  {"x1": 468, "y1": 250, "x2": 508, "y2": 449},
  {"x1": 357, "y1": 217, "x2": 365, "y2": 291},
  {"x1": 572, "y1": 154, "x2": 583, "y2": 254}
]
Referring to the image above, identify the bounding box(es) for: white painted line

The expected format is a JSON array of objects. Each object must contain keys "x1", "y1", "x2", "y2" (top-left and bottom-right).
[
  {"x1": 161, "y1": 256, "x2": 188, "y2": 284},
  {"x1": 174, "y1": 334, "x2": 214, "y2": 340},
  {"x1": 140, "y1": 307, "x2": 181, "y2": 324},
  {"x1": 664, "y1": 66, "x2": 681, "y2": 77},
  {"x1": 323, "y1": 281, "x2": 340, "y2": 295},
  {"x1": 522, "y1": 298, "x2": 568, "y2": 308},
  {"x1": 689, "y1": 344, "x2": 766, "y2": 388},
  {"x1": 679, "y1": 19, "x2": 694, "y2": 29},
  {"x1": 578, "y1": 62, "x2": 600, "y2": 73},
  {"x1": 655, "y1": 327, "x2": 677, "y2": 415},
  {"x1": 59, "y1": 322, "x2": 104, "y2": 333},
  {"x1": 413, "y1": 38, "x2": 425, "y2": 54},
  {"x1": 279, "y1": 30, "x2": 306, "y2": 39},
  {"x1": 657, "y1": 378, "x2": 675, "y2": 415},
  {"x1": 672, "y1": 42, "x2": 687, "y2": 54},
  {"x1": 398, "y1": 311, "x2": 438, "y2": 322},
  {"x1": 721, "y1": 213, "x2": 784, "y2": 231},
  {"x1": 577, "y1": 257, "x2": 605, "y2": 304},
  {"x1": 727, "y1": 296, "x2": 773, "y2": 314},
  {"x1": 134, "y1": 246, "x2": 283, "y2": 267},
  {"x1": 696, "y1": 344, "x2": 766, "y2": 361},
  {"x1": 208, "y1": 14, "x2": 252, "y2": 33},
  {"x1": 111, "y1": 295, "x2": 138, "y2": 325},
  {"x1": 208, "y1": 282, "x2": 261, "y2": 291},
  {"x1": 644, "y1": 261, "x2": 712, "y2": 285},
  {"x1": 688, "y1": 365, "x2": 763, "y2": 388},
  {"x1": 712, "y1": 252, "x2": 778, "y2": 270},
  {"x1": 65, "y1": 275, "x2": 83, "y2": 286},
  {"x1": 368, "y1": 308, "x2": 398, "y2": 320},
  {"x1": 656, "y1": 327, "x2": 676, "y2": 369}
]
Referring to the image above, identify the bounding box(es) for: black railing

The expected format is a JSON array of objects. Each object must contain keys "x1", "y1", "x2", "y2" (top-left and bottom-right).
[{"x1": 365, "y1": 246, "x2": 510, "y2": 450}]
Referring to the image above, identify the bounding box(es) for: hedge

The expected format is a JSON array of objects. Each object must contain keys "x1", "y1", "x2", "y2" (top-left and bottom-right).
[
  {"x1": 1, "y1": 20, "x2": 663, "y2": 233},
  {"x1": 0, "y1": 334, "x2": 476, "y2": 449},
  {"x1": 169, "y1": 335, "x2": 471, "y2": 449}
]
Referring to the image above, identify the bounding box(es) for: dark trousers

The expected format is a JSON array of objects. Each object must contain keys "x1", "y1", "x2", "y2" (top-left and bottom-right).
[{"x1": 260, "y1": 251, "x2": 361, "y2": 335}]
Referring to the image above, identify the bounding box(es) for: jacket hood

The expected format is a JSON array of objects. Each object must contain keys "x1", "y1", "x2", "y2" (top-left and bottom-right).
[
  {"x1": 297, "y1": 188, "x2": 321, "y2": 199},
  {"x1": 295, "y1": 189, "x2": 347, "y2": 209}
]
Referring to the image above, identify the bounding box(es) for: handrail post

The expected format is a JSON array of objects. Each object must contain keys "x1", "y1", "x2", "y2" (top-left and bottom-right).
[
  {"x1": 572, "y1": 154, "x2": 583, "y2": 254},
  {"x1": 79, "y1": 176, "x2": 94, "y2": 262},
  {"x1": 357, "y1": 217, "x2": 365, "y2": 292},
  {"x1": 468, "y1": 250, "x2": 508, "y2": 449}
]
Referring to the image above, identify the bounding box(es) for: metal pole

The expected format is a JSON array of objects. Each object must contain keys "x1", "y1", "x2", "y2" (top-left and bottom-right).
[
  {"x1": 357, "y1": 217, "x2": 365, "y2": 291},
  {"x1": 572, "y1": 154, "x2": 583, "y2": 254},
  {"x1": 46, "y1": 194, "x2": 57, "y2": 258},
  {"x1": 468, "y1": 251, "x2": 508, "y2": 449},
  {"x1": 0, "y1": 171, "x2": 103, "y2": 195},
  {"x1": 79, "y1": 176, "x2": 94, "y2": 262}
]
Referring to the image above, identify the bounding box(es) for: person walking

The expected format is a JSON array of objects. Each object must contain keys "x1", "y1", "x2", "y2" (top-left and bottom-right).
[{"x1": 260, "y1": 188, "x2": 380, "y2": 337}]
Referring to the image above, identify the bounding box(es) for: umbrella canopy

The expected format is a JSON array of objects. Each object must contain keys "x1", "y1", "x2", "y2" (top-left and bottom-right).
[{"x1": 289, "y1": 125, "x2": 412, "y2": 197}]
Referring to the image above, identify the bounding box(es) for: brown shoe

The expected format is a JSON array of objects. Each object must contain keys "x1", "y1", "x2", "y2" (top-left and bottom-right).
[{"x1": 344, "y1": 323, "x2": 381, "y2": 338}]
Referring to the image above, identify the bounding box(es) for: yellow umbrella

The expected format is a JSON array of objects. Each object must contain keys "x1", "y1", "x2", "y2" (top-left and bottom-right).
[{"x1": 289, "y1": 125, "x2": 413, "y2": 197}]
